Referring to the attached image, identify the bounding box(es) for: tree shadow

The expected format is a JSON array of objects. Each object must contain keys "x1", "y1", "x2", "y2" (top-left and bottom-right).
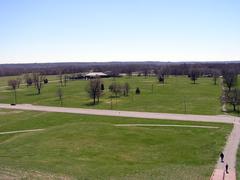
[
  {"x1": 25, "y1": 93, "x2": 39, "y2": 96},
  {"x1": 83, "y1": 101, "x2": 101, "y2": 106},
  {"x1": 108, "y1": 95, "x2": 120, "y2": 98}
]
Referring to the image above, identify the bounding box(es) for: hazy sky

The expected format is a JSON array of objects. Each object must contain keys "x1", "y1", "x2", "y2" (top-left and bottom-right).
[{"x1": 0, "y1": 0, "x2": 239, "y2": 63}]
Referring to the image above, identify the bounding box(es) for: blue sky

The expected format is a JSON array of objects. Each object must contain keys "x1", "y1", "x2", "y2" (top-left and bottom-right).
[{"x1": 0, "y1": 0, "x2": 239, "y2": 63}]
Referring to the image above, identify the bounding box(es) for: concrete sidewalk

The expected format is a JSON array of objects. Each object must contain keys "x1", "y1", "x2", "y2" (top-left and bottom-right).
[{"x1": 0, "y1": 103, "x2": 238, "y2": 124}]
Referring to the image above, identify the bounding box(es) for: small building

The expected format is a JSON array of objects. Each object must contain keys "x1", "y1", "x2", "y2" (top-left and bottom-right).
[{"x1": 85, "y1": 72, "x2": 108, "y2": 78}]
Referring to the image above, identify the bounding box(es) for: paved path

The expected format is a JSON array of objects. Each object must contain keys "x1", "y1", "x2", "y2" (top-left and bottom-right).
[
  {"x1": 211, "y1": 123, "x2": 240, "y2": 180},
  {"x1": 115, "y1": 124, "x2": 220, "y2": 129},
  {"x1": 0, "y1": 103, "x2": 238, "y2": 124},
  {"x1": 0, "y1": 103, "x2": 240, "y2": 180}
]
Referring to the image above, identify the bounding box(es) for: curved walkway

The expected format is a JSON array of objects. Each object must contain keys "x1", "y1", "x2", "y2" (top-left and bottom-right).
[{"x1": 0, "y1": 103, "x2": 240, "y2": 180}]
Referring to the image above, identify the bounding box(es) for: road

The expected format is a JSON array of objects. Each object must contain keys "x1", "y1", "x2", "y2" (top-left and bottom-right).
[{"x1": 0, "y1": 103, "x2": 240, "y2": 180}]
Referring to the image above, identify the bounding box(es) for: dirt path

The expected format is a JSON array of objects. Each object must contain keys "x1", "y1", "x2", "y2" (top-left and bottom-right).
[{"x1": 0, "y1": 103, "x2": 240, "y2": 179}]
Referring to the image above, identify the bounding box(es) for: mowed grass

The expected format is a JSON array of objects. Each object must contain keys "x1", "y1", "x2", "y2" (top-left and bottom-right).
[
  {"x1": 0, "y1": 75, "x2": 221, "y2": 115},
  {"x1": 0, "y1": 109, "x2": 231, "y2": 179},
  {"x1": 237, "y1": 145, "x2": 240, "y2": 180}
]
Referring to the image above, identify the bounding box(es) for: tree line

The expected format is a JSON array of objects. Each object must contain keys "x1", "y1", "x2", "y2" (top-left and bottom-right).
[{"x1": 1, "y1": 62, "x2": 240, "y2": 77}]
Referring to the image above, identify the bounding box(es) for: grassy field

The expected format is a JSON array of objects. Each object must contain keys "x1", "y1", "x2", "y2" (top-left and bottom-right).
[
  {"x1": 0, "y1": 75, "x2": 222, "y2": 115},
  {"x1": 237, "y1": 146, "x2": 240, "y2": 180},
  {"x1": 0, "y1": 109, "x2": 231, "y2": 179}
]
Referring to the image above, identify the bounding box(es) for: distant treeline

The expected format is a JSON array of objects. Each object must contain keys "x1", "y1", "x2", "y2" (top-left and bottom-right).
[{"x1": 0, "y1": 61, "x2": 239, "y2": 76}]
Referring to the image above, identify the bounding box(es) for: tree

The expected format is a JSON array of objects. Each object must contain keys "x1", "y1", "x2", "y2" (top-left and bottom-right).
[
  {"x1": 56, "y1": 87, "x2": 63, "y2": 106},
  {"x1": 157, "y1": 73, "x2": 165, "y2": 84},
  {"x1": 59, "y1": 72, "x2": 63, "y2": 87},
  {"x1": 86, "y1": 78, "x2": 103, "y2": 105},
  {"x1": 122, "y1": 82, "x2": 130, "y2": 96},
  {"x1": 63, "y1": 75, "x2": 68, "y2": 87},
  {"x1": 109, "y1": 82, "x2": 122, "y2": 97},
  {"x1": 212, "y1": 69, "x2": 220, "y2": 85},
  {"x1": 101, "y1": 84, "x2": 104, "y2": 91},
  {"x1": 32, "y1": 72, "x2": 46, "y2": 94},
  {"x1": 8, "y1": 79, "x2": 18, "y2": 104},
  {"x1": 189, "y1": 69, "x2": 200, "y2": 84},
  {"x1": 223, "y1": 70, "x2": 237, "y2": 91},
  {"x1": 44, "y1": 79, "x2": 48, "y2": 84},
  {"x1": 24, "y1": 73, "x2": 33, "y2": 87},
  {"x1": 157, "y1": 67, "x2": 168, "y2": 84},
  {"x1": 221, "y1": 88, "x2": 240, "y2": 112},
  {"x1": 136, "y1": 87, "x2": 141, "y2": 94},
  {"x1": 126, "y1": 66, "x2": 133, "y2": 77},
  {"x1": 26, "y1": 78, "x2": 33, "y2": 87},
  {"x1": 143, "y1": 68, "x2": 149, "y2": 78},
  {"x1": 16, "y1": 77, "x2": 21, "y2": 88}
]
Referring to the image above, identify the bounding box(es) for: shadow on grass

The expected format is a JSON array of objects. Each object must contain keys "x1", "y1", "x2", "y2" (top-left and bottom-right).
[
  {"x1": 83, "y1": 101, "x2": 102, "y2": 106},
  {"x1": 25, "y1": 93, "x2": 40, "y2": 96}
]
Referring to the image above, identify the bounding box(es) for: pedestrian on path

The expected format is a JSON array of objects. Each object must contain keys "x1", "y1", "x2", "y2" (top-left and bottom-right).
[
  {"x1": 220, "y1": 152, "x2": 224, "y2": 162},
  {"x1": 225, "y1": 163, "x2": 229, "y2": 174}
]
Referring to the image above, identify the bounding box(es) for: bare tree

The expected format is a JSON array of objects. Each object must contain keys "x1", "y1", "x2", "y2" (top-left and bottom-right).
[
  {"x1": 122, "y1": 82, "x2": 130, "y2": 96},
  {"x1": 8, "y1": 79, "x2": 18, "y2": 104},
  {"x1": 157, "y1": 73, "x2": 165, "y2": 84},
  {"x1": 223, "y1": 70, "x2": 237, "y2": 91},
  {"x1": 16, "y1": 77, "x2": 21, "y2": 88},
  {"x1": 212, "y1": 69, "x2": 220, "y2": 85},
  {"x1": 58, "y1": 72, "x2": 63, "y2": 87},
  {"x1": 32, "y1": 72, "x2": 46, "y2": 94},
  {"x1": 86, "y1": 78, "x2": 103, "y2": 105},
  {"x1": 189, "y1": 69, "x2": 200, "y2": 84},
  {"x1": 221, "y1": 88, "x2": 240, "y2": 112},
  {"x1": 56, "y1": 87, "x2": 63, "y2": 106},
  {"x1": 143, "y1": 68, "x2": 149, "y2": 78},
  {"x1": 63, "y1": 74, "x2": 68, "y2": 87},
  {"x1": 157, "y1": 67, "x2": 169, "y2": 84},
  {"x1": 24, "y1": 73, "x2": 33, "y2": 87},
  {"x1": 109, "y1": 82, "x2": 122, "y2": 97}
]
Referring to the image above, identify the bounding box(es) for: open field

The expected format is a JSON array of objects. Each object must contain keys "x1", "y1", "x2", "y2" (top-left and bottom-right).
[
  {"x1": 0, "y1": 75, "x2": 222, "y2": 115},
  {"x1": 237, "y1": 146, "x2": 240, "y2": 180},
  {"x1": 0, "y1": 109, "x2": 232, "y2": 179}
]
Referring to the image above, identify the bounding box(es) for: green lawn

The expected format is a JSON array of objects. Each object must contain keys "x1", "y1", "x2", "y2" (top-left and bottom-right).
[
  {"x1": 0, "y1": 75, "x2": 222, "y2": 115},
  {"x1": 237, "y1": 145, "x2": 240, "y2": 180},
  {"x1": 0, "y1": 109, "x2": 231, "y2": 179}
]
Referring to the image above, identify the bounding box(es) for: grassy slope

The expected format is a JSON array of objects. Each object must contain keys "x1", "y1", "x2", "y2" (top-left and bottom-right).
[
  {"x1": 0, "y1": 75, "x2": 221, "y2": 115},
  {"x1": 237, "y1": 146, "x2": 240, "y2": 179},
  {"x1": 0, "y1": 109, "x2": 231, "y2": 179}
]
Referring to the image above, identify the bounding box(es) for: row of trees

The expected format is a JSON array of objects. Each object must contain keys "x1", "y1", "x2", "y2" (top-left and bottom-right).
[
  {"x1": 155, "y1": 68, "x2": 221, "y2": 85},
  {"x1": 1, "y1": 62, "x2": 240, "y2": 77},
  {"x1": 221, "y1": 70, "x2": 239, "y2": 112},
  {"x1": 8, "y1": 72, "x2": 48, "y2": 104},
  {"x1": 86, "y1": 79, "x2": 131, "y2": 105}
]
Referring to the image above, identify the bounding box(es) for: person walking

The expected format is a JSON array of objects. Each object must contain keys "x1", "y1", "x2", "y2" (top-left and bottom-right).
[
  {"x1": 220, "y1": 152, "x2": 224, "y2": 162},
  {"x1": 225, "y1": 163, "x2": 229, "y2": 174}
]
